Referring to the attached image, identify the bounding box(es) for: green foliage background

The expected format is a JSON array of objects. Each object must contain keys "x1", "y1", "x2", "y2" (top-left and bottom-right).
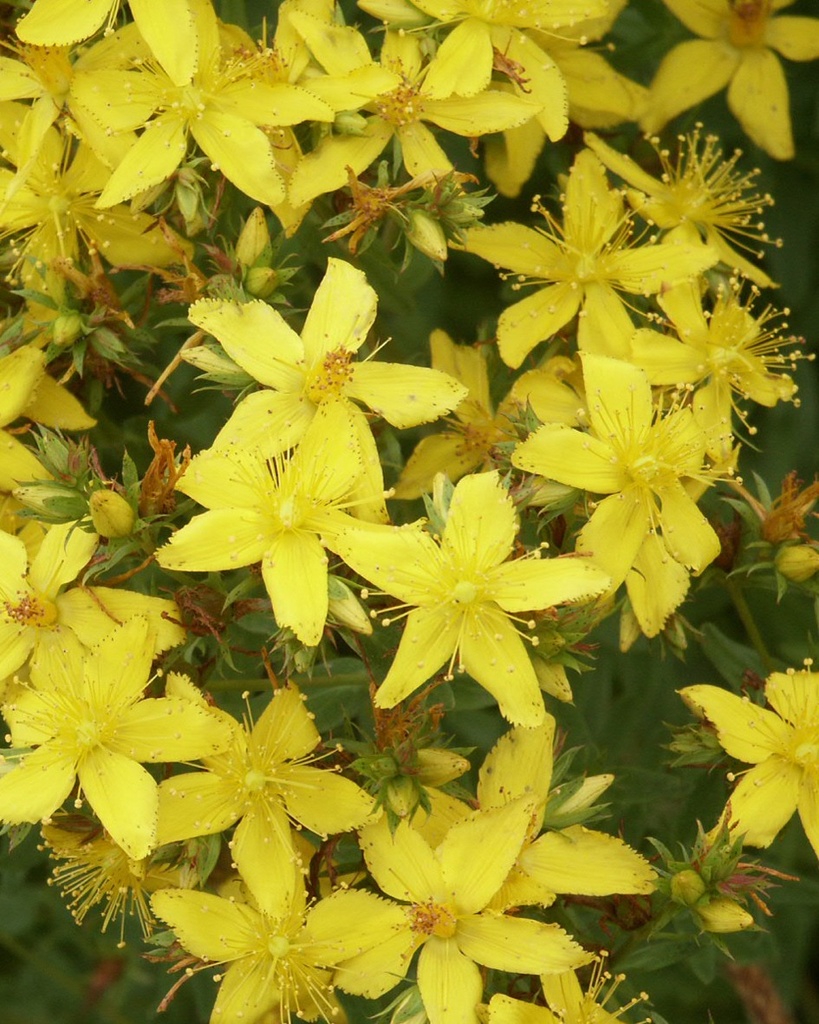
[{"x1": 2, "y1": 0, "x2": 819, "y2": 1022}]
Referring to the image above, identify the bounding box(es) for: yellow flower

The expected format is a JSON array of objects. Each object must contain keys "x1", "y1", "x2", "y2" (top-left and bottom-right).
[
  {"x1": 513, "y1": 353, "x2": 722, "y2": 637},
  {"x1": 335, "y1": 471, "x2": 610, "y2": 726},
  {"x1": 483, "y1": 4, "x2": 647, "y2": 198},
  {"x1": 642, "y1": 0, "x2": 819, "y2": 160},
  {"x1": 152, "y1": 861, "x2": 398, "y2": 1024},
  {"x1": 189, "y1": 258, "x2": 466, "y2": 520},
  {"x1": 464, "y1": 148, "x2": 716, "y2": 367},
  {"x1": 42, "y1": 814, "x2": 184, "y2": 941},
  {"x1": 287, "y1": 28, "x2": 539, "y2": 208},
  {"x1": 338, "y1": 799, "x2": 591, "y2": 1024},
  {"x1": 156, "y1": 400, "x2": 366, "y2": 646},
  {"x1": 488, "y1": 957, "x2": 649, "y2": 1024},
  {"x1": 16, "y1": 0, "x2": 199, "y2": 89},
  {"x1": 0, "y1": 618, "x2": 232, "y2": 859},
  {"x1": 394, "y1": 330, "x2": 583, "y2": 500},
  {"x1": 0, "y1": 114, "x2": 188, "y2": 285},
  {"x1": 384, "y1": 0, "x2": 608, "y2": 142},
  {"x1": 0, "y1": 520, "x2": 184, "y2": 682},
  {"x1": 680, "y1": 668, "x2": 819, "y2": 857},
  {"x1": 585, "y1": 127, "x2": 778, "y2": 288},
  {"x1": 631, "y1": 279, "x2": 797, "y2": 457},
  {"x1": 475, "y1": 722, "x2": 656, "y2": 912},
  {"x1": 0, "y1": 345, "x2": 93, "y2": 494},
  {"x1": 156, "y1": 681, "x2": 374, "y2": 923},
  {"x1": 69, "y1": 0, "x2": 333, "y2": 208}
]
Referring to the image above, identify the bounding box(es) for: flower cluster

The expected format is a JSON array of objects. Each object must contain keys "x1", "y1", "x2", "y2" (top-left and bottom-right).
[{"x1": 0, "y1": 1, "x2": 817, "y2": 1023}]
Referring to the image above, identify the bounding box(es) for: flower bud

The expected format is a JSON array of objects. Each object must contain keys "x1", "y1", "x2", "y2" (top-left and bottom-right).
[
  {"x1": 51, "y1": 311, "x2": 84, "y2": 348},
  {"x1": 775, "y1": 543, "x2": 819, "y2": 583},
  {"x1": 89, "y1": 489, "x2": 135, "y2": 538},
  {"x1": 415, "y1": 748, "x2": 470, "y2": 787},
  {"x1": 694, "y1": 896, "x2": 754, "y2": 933},
  {"x1": 334, "y1": 111, "x2": 369, "y2": 136},
  {"x1": 13, "y1": 482, "x2": 87, "y2": 523},
  {"x1": 385, "y1": 775, "x2": 420, "y2": 820},
  {"x1": 328, "y1": 576, "x2": 373, "y2": 634},
  {"x1": 235, "y1": 207, "x2": 271, "y2": 267},
  {"x1": 670, "y1": 868, "x2": 707, "y2": 907},
  {"x1": 406, "y1": 210, "x2": 448, "y2": 262},
  {"x1": 181, "y1": 344, "x2": 254, "y2": 388},
  {"x1": 244, "y1": 266, "x2": 279, "y2": 300}
]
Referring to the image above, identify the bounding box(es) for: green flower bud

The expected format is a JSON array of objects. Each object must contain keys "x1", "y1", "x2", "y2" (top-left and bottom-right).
[
  {"x1": 775, "y1": 543, "x2": 819, "y2": 582},
  {"x1": 334, "y1": 111, "x2": 369, "y2": 136},
  {"x1": 235, "y1": 207, "x2": 271, "y2": 267},
  {"x1": 244, "y1": 266, "x2": 280, "y2": 300},
  {"x1": 385, "y1": 775, "x2": 420, "y2": 820},
  {"x1": 415, "y1": 748, "x2": 470, "y2": 787},
  {"x1": 670, "y1": 868, "x2": 707, "y2": 907},
  {"x1": 406, "y1": 210, "x2": 448, "y2": 262},
  {"x1": 51, "y1": 311, "x2": 84, "y2": 348},
  {"x1": 89, "y1": 490, "x2": 135, "y2": 538}
]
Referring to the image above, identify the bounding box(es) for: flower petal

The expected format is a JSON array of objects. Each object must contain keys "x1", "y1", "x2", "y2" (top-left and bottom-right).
[
  {"x1": 282, "y1": 764, "x2": 374, "y2": 835},
  {"x1": 417, "y1": 937, "x2": 483, "y2": 1024},
  {"x1": 0, "y1": 743, "x2": 75, "y2": 823},
  {"x1": 111, "y1": 698, "x2": 232, "y2": 762},
  {"x1": 440, "y1": 799, "x2": 534, "y2": 914},
  {"x1": 727, "y1": 48, "x2": 793, "y2": 160},
  {"x1": 725, "y1": 757, "x2": 801, "y2": 847},
  {"x1": 679, "y1": 685, "x2": 791, "y2": 763},
  {"x1": 456, "y1": 914, "x2": 589, "y2": 974},
  {"x1": 376, "y1": 607, "x2": 460, "y2": 708},
  {"x1": 765, "y1": 670, "x2": 819, "y2": 727},
  {"x1": 520, "y1": 825, "x2": 656, "y2": 895},
  {"x1": 262, "y1": 530, "x2": 329, "y2": 646},
  {"x1": 28, "y1": 522, "x2": 97, "y2": 598},
  {"x1": 490, "y1": 555, "x2": 610, "y2": 612},
  {"x1": 301, "y1": 257, "x2": 378, "y2": 362},
  {"x1": 188, "y1": 298, "x2": 306, "y2": 389},
  {"x1": 191, "y1": 110, "x2": 285, "y2": 205},
  {"x1": 156, "y1": 509, "x2": 271, "y2": 571},
  {"x1": 231, "y1": 802, "x2": 298, "y2": 920},
  {"x1": 151, "y1": 888, "x2": 262, "y2": 961},
  {"x1": 478, "y1": 720, "x2": 555, "y2": 809},
  {"x1": 641, "y1": 40, "x2": 737, "y2": 133},
  {"x1": 440, "y1": 472, "x2": 516, "y2": 575},
  {"x1": 156, "y1": 771, "x2": 241, "y2": 844},
  {"x1": 347, "y1": 362, "x2": 467, "y2": 428},
  {"x1": 360, "y1": 816, "x2": 445, "y2": 903},
  {"x1": 512, "y1": 425, "x2": 625, "y2": 494},
  {"x1": 460, "y1": 607, "x2": 545, "y2": 727},
  {"x1": 79, "y1": 746, "x2": 158, "y2": 859}
]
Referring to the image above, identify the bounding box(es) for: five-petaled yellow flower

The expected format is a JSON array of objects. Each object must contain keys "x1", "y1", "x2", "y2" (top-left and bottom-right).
[
  {"x1": 337, "y1": 798, "x2": 591, "y2": 1024},
  {"x1": 643, "y1": 0, "x2": 819, "y2": 160},
  {"x1": 513, "y1": 353, "x2": 722, "y2": 637},
  {"x1": 335, "y1": 470, "x2": 610, "y2": 726},
  {"x1": 152, "y1": 860, "x2": 398, "y2": 1024},
  {"x1": 157, "y1": 681, "x2": 373, "y2": 921},
  {"x1": 0, "y1": 618, "x2": 231, "y2": 859},
  {"x1": 681, "y1": 668, "x2": 819, "y2": 858},
  {"x1": 156, "y1": 400, "x2": 366, "y2": 646},
  {"x1": 464, "y1": 148, "x2": 716, "y2": 366}
]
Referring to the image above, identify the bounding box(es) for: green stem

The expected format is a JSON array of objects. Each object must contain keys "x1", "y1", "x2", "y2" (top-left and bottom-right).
[{"x1": 725, "y1": 576, "x2": 776, "y2": 675}]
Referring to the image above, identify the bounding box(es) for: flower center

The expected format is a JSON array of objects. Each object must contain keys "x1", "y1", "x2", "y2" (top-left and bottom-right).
[
  {"x1": 451, "y1": 580, "x2": 478, "y2": 605},
  {"x1": 75, "y1": 718, "x2": 102, "y2": 752},
  {"x1": 3, "y1": 591, "x2": 59, "y2": 628},
  {"x1": 244, "y1": 768, "x2": 268, "y2": 793},
  {"x1": 789, "y1": 727, "x2": 819, "y2": 767},
  {"x1": 375, "y1": 82, "x2": 424, "y2": 128},
  {"x1": 409, "y1": 900, "x2": 458, "y2": 939},
  {"x1": 628, "y1": 453, "x2": 660, "y2": 485},
  {"x1": 727, "y1": 0, "x2": 770, "y2": 48},
  {"x1": 304, "y1": 349, "x2": 355, "y2": 404},
  {"x1": 267, "y1": 934, "x2": 291, "y2": 958}
]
